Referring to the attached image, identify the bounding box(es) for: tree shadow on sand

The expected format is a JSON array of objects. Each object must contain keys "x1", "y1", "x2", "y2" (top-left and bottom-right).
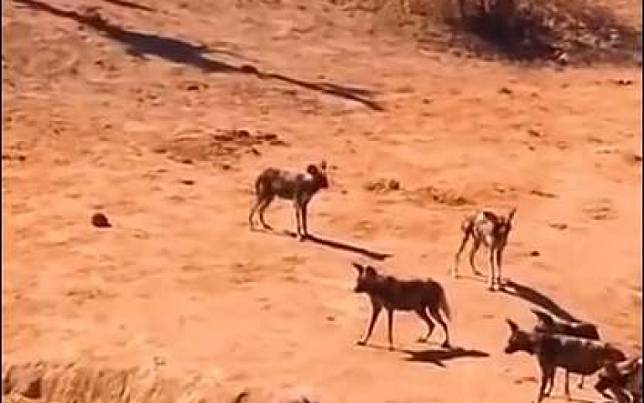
[
  {"x1": 14, "y1": 0, "x2": 384, "y2": 111},
  {"x1": 102, "y1": 0, "x2": 154, "y2": 12},
  {"x1": 404, "y1": 346, "x2": 490, "y2": 368},
  {"x1": 501, "y1": 279, "x2": 581, "y2": 323}
]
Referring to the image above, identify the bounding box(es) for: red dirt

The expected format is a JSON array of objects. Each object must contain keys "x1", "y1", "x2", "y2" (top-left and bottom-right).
[{"x1": 3, "y1": 0, "x2": 641, "y2": 402}]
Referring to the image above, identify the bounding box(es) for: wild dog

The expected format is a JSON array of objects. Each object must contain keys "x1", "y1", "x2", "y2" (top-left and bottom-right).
[
  {"x1": 248, "y1": 161, "x2": 329, "y2": 241},
  {"x1": 531, "y1": 308, "x2": 601, "y2": 390},
  {"x1": 504, "y1": 319, "x2": 626, "y2": 403},
  {"x1": 453, "y1": 207, "x2": 516, "y2": 291},
  {"x1": 352, "y1": 263, "x2": 451, "y2": 351},
  {"x1": 595, "y1": 355, "x2": 642, "y2": 403}
]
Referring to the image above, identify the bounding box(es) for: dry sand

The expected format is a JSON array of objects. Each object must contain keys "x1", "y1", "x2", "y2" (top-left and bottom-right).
[{"x1": 2, "y1": 0, "x2": 642, "y2": 402}]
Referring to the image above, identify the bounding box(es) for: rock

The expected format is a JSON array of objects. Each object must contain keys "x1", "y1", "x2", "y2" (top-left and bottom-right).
[
  {"x1": 91, "y1": 212, "x2": 111, "y2": 228},
  {"x1": 387, "y1": 179, "x2": 401, "y2": 191},
  {"x1": 3, "y1": 364, "x2": 44, "y2": 399},
  {"x1": 529, "y1": 189, "x2": 557, "y2": 199},
  {"x1": 527, "y1": 129, "x2": 543, "y2": 138},
  {"x1": 529, "y1": 250, "x2": 540, "y2": 257},
  {"x1": 549, "y1": 222, "x2": 567, "y2": 230},
  {"x1": 611, "y1": 78, "x2": 634, "y2": 86}
]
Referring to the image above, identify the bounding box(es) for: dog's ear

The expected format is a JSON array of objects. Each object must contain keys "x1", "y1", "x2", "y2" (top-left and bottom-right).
[
  {"x1": 352, "y1": 262, "x2": 364, "y2": 275},
  {"x1": 365, "y1": 265, "x2": 377, "y2": 277},
  {"x1": 306, "y1": 164, "x2": 319, "y2": 175},
  {"x1": 506, "y1": 318, "x2": 519, "y2": 332},
  {"x1": 530, "y1": 309, "x2": 554, "y2": 325},
  {"x1": 507, "y1": 207, "x2": 517, "y2": 223}
]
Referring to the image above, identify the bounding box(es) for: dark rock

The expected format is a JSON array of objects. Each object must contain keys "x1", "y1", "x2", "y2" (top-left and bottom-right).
[{"x1": 91, "y1": 213, "x2": 112, "y2": 228}]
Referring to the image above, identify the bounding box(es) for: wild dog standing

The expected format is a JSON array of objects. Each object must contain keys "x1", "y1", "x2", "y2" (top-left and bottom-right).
[
  {"x1": 352, "y1": 263, "x2": 451, "y2": 351},
  {"x1": 595, "y1": 355, "x2": 642, "y2": 403},
  {"x1": 453, "y1": 207, "x2": 516, "y2": 291},
  {"x1": 504, "y1": 319, "x2": 626, "y2": 403},
  {"x1": 248, "y1": 161, "x2": 329, "y2": 241},
  {"x1": 531, "y1": 309, "x2": 601, "y2": 390}
]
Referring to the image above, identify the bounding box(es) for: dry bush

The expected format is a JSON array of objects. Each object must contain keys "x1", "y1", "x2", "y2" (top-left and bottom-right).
[{"x1": 345, "y1": 0, "x2": 642, "y2": 64}]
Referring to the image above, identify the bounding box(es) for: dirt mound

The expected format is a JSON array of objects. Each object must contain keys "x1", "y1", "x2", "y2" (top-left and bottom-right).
[
  {"x1": 154, "y1": 129, "x2": 288, "y2": 168},
  {"x1": 3, "y1": 361, "x2": 202, "y2": 403},
  {"x1": 2, "y1": 362, "x2": 322, "y2": 403},
  {"x1": 404, "y1": 185, "x2": 473, "y2": 207}
]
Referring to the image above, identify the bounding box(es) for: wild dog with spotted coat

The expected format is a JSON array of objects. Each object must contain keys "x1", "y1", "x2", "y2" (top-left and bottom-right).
[
  {"x1": 248, "y1": 161, "x2": 328, "y2": 241},
  {"x1": 504, "y1": 319, "x2": 626, "y2": 403},
  {"x1": 453, "y1": 207, "x2": 516, "y2": 291},
  {"x1": 531, "y1": 309, "x2": 601, "y2": 390},
  {"x1": 352, "y1": 263, "x2": 452, "y2": 351},
  {"x1": 595, "y1": 355, "x2": 642, "y2": 403}
]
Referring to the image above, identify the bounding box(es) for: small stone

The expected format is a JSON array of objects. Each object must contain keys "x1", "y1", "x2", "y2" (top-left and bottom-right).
[
  {"x1": 91, "y1": 212, "x2": 112, "y2": 228},
  {"x1": 180, "y1": 179, "x2": 195, "y2": 185},
  {"x1": 527, "y1": 129, "x2": 543, "y2": 138},
  {"x1": 529, "y1": 250, "x2": 540, "y2": 257},
  {"x1": 388, "y1": 179, "x2": 401, "y2": 191}
]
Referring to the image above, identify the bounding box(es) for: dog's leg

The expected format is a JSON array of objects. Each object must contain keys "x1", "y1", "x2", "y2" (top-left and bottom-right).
[
  {"x1": 357, "y1": 302, "x2": 382, "y2": 346},
  {"x1": 577, "y1": 375, "x2": 584, "y2": 389},
  {"x1": 495, "y1": 246, "x2": 505, "y2": 289},
  {"x1": 429, "y1": 306, "x2": 451, "y2": 349},
  {"x1": 564, "y1": 369, "x2": 571, "y2": 400},
  {"x1": 248, "y1": 199, "x2": 259, "y2": 229},
  {"x1": 415, "y1": 307, "x2": 435, "y2": 343},
  {"x1": 386, "y1": 308, "x2": 395, "y2": 351},
  {"x1": 469, "y1": 238, "x2": 482, "y2": 276},
  {"x1": 544, "y1": 367, "x2": 554, "y2": 397},
  {"x1": 538, "y1": 365, "x2": 555, "y2": 403},
  {"x1": 294, "y1": 201, "x2": 304, "y2": 241},
  {"x1": 453, "y1": 231, "x2": 470, "y2": 278},
  {"x1": 301, "y1": 202, "x2": 309, "y2": 239},
  {"x1": 611, "y1": 387, "x2": 631, "y2": 403},
  {"x1": 487, "y1": 248, "x2": 496, "y2": 291},
  {"x1": 257, "y1": 196, "x2": 274, "y2": 230}
]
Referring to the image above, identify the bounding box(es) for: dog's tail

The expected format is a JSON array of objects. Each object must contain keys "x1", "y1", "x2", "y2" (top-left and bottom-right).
[
  {"x1": 253, "y1": 173, "x2": 264, "y2": 196},
  {"x1": 460, "y1": 214, "x2": 475, "y2": 235},
  {"x1": 436, "y1": 282, "x2": 451, "y2": 321}
]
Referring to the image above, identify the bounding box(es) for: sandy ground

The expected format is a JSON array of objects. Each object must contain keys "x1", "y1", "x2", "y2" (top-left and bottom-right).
[{"x1": 2, "y1": 0, "x2": 642, "y2": 402}]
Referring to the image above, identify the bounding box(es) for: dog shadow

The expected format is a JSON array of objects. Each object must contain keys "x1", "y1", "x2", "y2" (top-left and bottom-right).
[
  {"x1": 403, "y1": 346, "x2": 490, "y2": 368},
  {"x1": 253, "y1": 228, "x2": 393, "y2": 261},
  {"x1": 453, "y1": 272, "x2": 487, "y2": 283},
  {"x1": 501, "y1": 279, "x2": 580, "y2": 322}
]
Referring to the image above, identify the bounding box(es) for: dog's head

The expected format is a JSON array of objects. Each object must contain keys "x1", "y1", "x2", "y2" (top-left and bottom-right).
[
  {"x1": 352, "y1": 262, "x2": 378, "y2": 293},
  {"x1": 496, "y1": 207, "x2": 517, "y2": 238},
  {"x1": 530, "y1": 309, "x2": 556, "y2": 333},
  {"x1": 604, "y1": 343, "x2": 627, "y2": 363},
  {"x1": 306, "y1": 161, "x2": 329, "y2": 189},
  {"x1": 504, "y1": 319, "x2": 534, "y2": 354}
]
